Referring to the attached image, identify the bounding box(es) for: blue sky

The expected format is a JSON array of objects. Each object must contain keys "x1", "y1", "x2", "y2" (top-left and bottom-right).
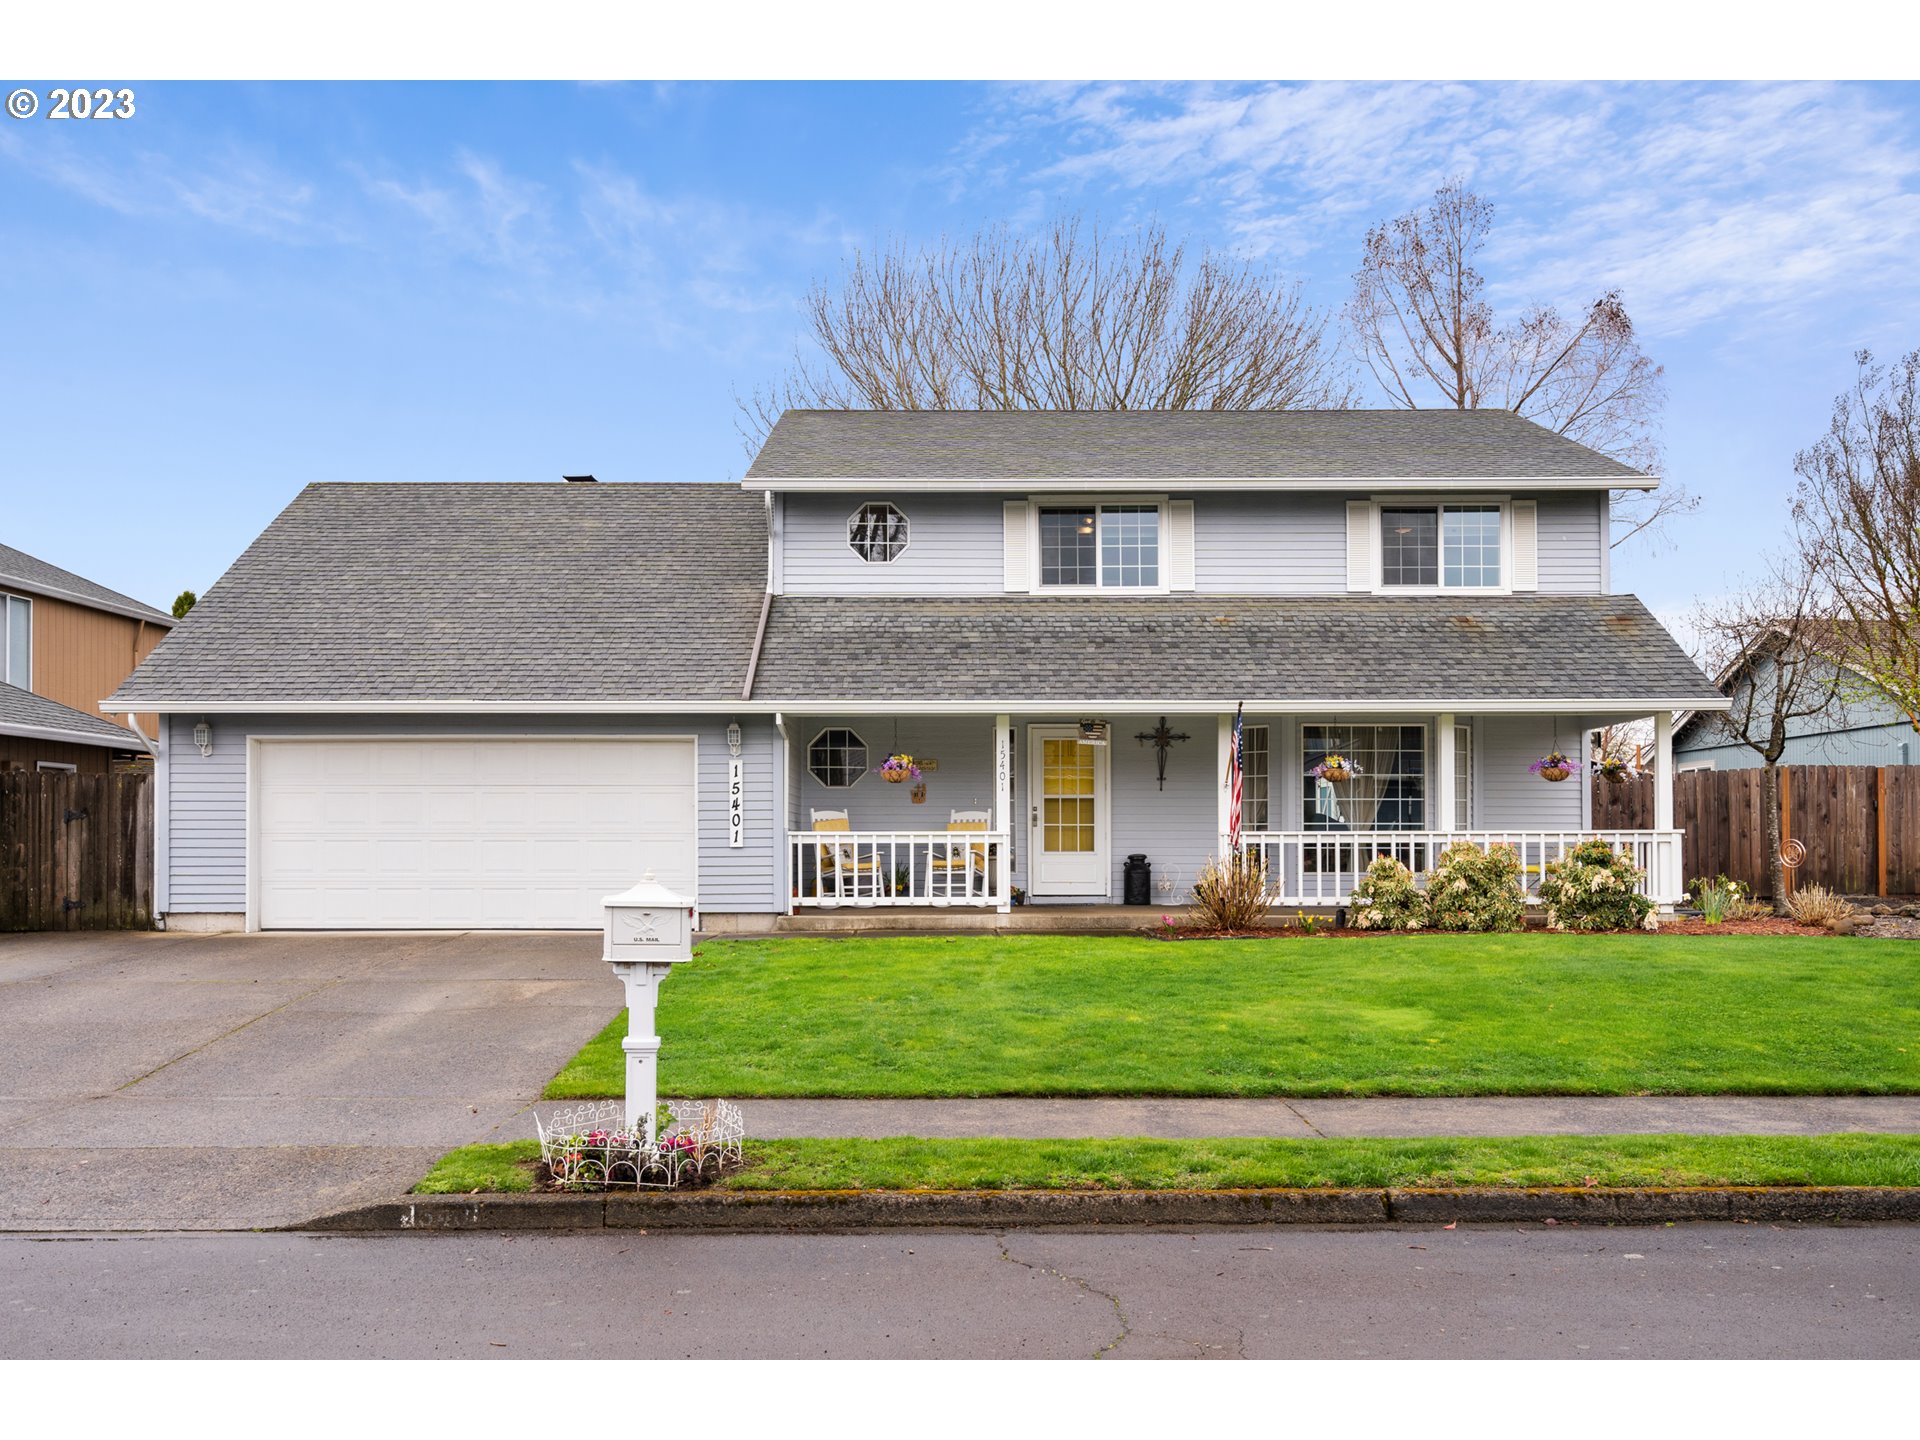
[{"x1": 3, "y1": 80, "x2": 1918, "y2": 628}]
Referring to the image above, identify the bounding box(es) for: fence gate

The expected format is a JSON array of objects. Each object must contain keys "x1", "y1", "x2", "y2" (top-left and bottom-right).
[{"x1": 0, "y1": 771, "x2": 154, "y2": 931}]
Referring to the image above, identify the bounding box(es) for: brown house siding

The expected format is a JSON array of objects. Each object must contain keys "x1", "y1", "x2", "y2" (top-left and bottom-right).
[
  {"x1": 0, "y1": 734, "x2": 124, "y2": 773},
  {"x1": 27, "y1": 594, "x2": 165, "y2": 740}
]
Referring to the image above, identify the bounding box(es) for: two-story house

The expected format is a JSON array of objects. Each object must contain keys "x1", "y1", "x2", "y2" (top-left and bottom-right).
[
  {"x1": 1, "y1": 541, "x2": 171, "y2": 774},
  {"x1": 110, "y1": 409, "x2": 1724, "y2": 933}
]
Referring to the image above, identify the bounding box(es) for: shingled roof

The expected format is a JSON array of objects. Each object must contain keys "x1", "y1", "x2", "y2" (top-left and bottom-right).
[
  {"x1": 109, "y1": 482, "x2": 768, "y2": 707},
  {"x1": 1, "y1": 682, "x2": 145, "y2": 749},
  {"x1": 749, "y1": 595, "x2": 1721, "y2": 707},
  {"x1": 745, "y1": 409, "x2": 1651, "y2": 485},
  {"x1": 0, "y1": 541, "x2": 172, "y2": 625}
]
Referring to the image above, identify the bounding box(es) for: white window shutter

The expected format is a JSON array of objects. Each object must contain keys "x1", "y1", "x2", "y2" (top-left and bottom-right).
[
  {"x1": 1345, "y1": 501, "x2": 1373, "y2": 591},
  {"x1": 1511, "y1": 500, "x2": 1538, "y2": 591},
  {"x1": 1168, "y1": 500, "x2": 1196, "y2": 590},
  {"x1": 1003, "y1": 500, "x2": 1031, "y2": 592}
]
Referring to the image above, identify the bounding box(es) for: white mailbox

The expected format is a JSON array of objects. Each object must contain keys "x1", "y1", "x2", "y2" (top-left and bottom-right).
[{"x1": 601, "y1": 871, "x2": 697, "y2": 1136}]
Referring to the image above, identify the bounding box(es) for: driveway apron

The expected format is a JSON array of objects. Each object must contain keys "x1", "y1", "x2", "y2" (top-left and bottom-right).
[{"x1": 0, "y1": 931, "x2": 615, "y2": 1230}]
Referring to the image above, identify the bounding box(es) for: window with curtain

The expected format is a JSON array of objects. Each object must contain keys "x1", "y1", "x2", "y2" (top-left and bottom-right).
[
  {"x1": 1300, "y1": 723, "x2": 1426, "y2": 830},
  {"x1": 1379, "y1": 505, "x2": 1503, "y2": 588},
  {"x1": 1037, "y1": 504, "x2": 1160, "y2": 588},
  {"x1": 3, "y1": 594, "x2": 29, "y2": 688}
]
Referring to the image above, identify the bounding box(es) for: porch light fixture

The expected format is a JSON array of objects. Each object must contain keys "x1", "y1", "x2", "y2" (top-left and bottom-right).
[
  {"x1": 193, "y1": 721, "x2": 213, "y2": 757},
  {"x1": 1078, "y1": 720, "x2": 1110, "y2": 747},
  {"x1": 726, "y1": 721, "x2": 742, "y2": 756}
]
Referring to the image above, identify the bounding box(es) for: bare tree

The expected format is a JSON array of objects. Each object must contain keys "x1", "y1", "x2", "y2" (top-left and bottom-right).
[
  {"x1": 1689, "y1": 557, "x2": 1847, "y2": 911},
  {"x1": 739, "y1": 216, "x2": 1354, "y2": 446},
  {"x1": 1792, "y1": 348, "x2": 1920, "y2": 733},
  {"x1": 1346, "y1": 179, "x2": 1693, "y2": 551}
]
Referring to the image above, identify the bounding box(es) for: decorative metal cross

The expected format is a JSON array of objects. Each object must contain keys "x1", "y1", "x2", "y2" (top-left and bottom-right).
[{"x1": 1133, "y1": 716, "x2": 1192, "y2": 791}]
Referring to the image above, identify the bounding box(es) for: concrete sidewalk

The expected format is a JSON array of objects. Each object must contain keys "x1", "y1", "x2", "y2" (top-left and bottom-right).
[{"x1": 526, "y1": 1095, "x2": 1920, "y2": 1140}]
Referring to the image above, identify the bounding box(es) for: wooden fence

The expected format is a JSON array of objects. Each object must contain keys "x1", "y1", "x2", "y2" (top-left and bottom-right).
[
  {"x1": 1591, "y1": 764, "x2": 1920, "y2": 898},
  {"x1": 0, "y1": 771, "x2": 154, "y2": 931}
]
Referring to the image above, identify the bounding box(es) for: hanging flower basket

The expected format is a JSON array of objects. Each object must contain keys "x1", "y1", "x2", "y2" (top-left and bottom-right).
[
  {"x1": 877, "y1": 753, "x2": 922, "y2": 783},
  {"x1": 1530, "y1": 750, "x2": 1576, "y2": 783},
  {"x1": 1309, "y1": 755, "x2": 1362, "y2": 783},
  {"x1": 1595, "y1": 756, "x2": 1637, "y2": 785}
]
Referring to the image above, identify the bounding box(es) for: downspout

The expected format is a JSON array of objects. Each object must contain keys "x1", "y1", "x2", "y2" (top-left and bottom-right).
[{"x1": 741, "y1": 590, "x2": 772, "y2": 701}]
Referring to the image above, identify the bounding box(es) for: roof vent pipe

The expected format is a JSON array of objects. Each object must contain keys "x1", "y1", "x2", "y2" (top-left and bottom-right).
[{"x1": 563, "y1": 474, "x2": 597, "y2": 483}]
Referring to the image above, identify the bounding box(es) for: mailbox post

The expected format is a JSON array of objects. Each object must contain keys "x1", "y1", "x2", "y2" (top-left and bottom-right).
[{"x1": 601, "y1": 871, "x2": 697, "y2": 1138}]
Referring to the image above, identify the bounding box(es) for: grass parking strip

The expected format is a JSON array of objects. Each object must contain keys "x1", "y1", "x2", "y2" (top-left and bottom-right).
[{"x1": 414, "y1": 1133, "x2": 1920, "y2": 1196}]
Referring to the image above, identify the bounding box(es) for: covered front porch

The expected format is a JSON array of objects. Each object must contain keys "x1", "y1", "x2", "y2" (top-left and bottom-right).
[{"x1": 777, "y1": 708, "x2": 1686, "y2": 914}]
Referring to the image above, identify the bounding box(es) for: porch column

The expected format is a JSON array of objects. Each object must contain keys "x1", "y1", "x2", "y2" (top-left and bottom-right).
[
  {"x1": 1653, "y1": 710, "x2": 1674, "y2": 831},
  {"x1": 993, "y1": 714, "x2": 1012, "y2": 913},
  {"x1": 1435, "y1": 713, "x2": 1456, "y2": 834},
  {"x1": 1217, "y1": 714, "x2": 1233, "y2": 854},
  {"x1": 1653, "y1": 708, "x2": 1678, "y2": 908}
]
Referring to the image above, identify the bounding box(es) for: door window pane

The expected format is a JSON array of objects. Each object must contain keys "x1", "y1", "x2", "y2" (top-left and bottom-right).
[
  {"x1": 1379, "y1": 508, "x2": 1439, "y2": 586},
  {"x1": 1041, "y1": 737, "x2": 1097, "y2": 852},
  {"x1": 1443, "y1": 506, "x2": 1502, "y2": 587}
]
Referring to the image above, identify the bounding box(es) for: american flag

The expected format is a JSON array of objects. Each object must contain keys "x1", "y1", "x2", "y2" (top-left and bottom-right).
[{"x1": 1226, "y1": 702, "x2": 1244, "y2": 853}]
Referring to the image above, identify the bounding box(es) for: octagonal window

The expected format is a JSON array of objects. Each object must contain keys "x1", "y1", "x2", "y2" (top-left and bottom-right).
[
  {"x1": 848, "y1": 503, "x2": 909, "y2": 563},
  {"x1": 808, "y1": 727, "x2": 868, "y2": 788}
]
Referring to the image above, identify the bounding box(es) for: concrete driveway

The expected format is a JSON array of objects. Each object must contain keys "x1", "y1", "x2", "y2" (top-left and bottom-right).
[{"x1": 0, "y1": 931, "x2": 616, "y2": 1231}]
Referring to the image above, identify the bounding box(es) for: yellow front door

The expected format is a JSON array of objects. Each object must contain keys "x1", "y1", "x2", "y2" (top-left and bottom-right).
[{"x1": 1027, "y1": 725, "x2": 1109, "y2": 896}]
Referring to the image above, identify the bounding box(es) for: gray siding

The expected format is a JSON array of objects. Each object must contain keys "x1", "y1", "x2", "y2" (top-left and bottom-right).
[
  {"x1": 1536, "y1": 492, "x2": 1606, "y2": 594},
  {"x1": 791, "y1": 715, "x2": 1000, "y2": 828},
  {"x1": 1674, "y1": 653, "x2": 1920, "y2": 768},
  {"x1": 780, "y1": 494, "x2": 1005, "y2": 595},
  {"x1": 779, "y1": 490, "x2": 1608, "y2": 596},
  {"x1": 162, "y1": 712, "x2": 784, "y2": 916},
  {"x1": 1468, "y1": 714, "x2": 1586, "y2": 828},
  {"x1": 1193, "y1": 494, "x2": 1349, "y2": 594}
]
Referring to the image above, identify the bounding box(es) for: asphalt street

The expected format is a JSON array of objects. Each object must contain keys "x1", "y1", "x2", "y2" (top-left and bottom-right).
[{"x1": 4, "y1": 1223, "x2": 1914, "y2": 1359}]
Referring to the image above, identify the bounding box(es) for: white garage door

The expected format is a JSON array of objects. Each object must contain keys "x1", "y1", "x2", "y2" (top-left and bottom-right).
[{"x1": 255, "y1": 738, "x2": 698, "y2": 929}]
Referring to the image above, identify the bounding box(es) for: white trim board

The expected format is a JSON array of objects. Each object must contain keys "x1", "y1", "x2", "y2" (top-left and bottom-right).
[{"x1": 742, "y1": 475, "x2": 1659, "y2": 493}]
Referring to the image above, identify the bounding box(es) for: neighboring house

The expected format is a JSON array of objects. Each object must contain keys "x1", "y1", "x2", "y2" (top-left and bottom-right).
[
  {"x1": 1, "y1": 541, "x2": 172, "y2": 773},
  {"x1": 109, "y1": 409, "x2": 1724, "y2": 933},
  {"x1": 1673, "y1": 635, "x2": 1920, "y2": 771}
]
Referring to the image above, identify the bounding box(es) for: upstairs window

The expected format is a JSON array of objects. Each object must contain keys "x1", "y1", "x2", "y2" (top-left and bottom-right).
[
  {"x1": 848, "y1": 503, "x2": 909, "y2": 563},
  {"x1": 1038, "y1": 504, "x2": 1160, "y2": 589},
  {"x1": 3, "y1": 594, "x2": 29, "y2": 688},
  {"x1": 1380, "y1": 504, "x2": 1503, "y2": 589}
]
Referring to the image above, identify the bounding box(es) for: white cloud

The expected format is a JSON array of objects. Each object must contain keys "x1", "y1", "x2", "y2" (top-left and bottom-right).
[{"x1": 972, "y1": 81, "x2": 1920, "y2": 337}]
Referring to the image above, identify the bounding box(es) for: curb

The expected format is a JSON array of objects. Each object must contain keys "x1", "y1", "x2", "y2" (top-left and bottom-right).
[{"x1": 296, "y1": 1185, "x2": 1920, "y2": 1233}]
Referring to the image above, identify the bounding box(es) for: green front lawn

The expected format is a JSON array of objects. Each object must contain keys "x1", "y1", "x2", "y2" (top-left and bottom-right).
[
  {"x1": 416, "y1": 1134, "x2": 1920, "y2": 1195},
  {"x1": 546, "y1": 933, "x2": 1920, "y2": 1099}
]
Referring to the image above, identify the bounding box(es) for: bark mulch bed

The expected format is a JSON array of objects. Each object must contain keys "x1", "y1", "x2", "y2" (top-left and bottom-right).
[{"x1": 1150, "y1": 916, "x2": 1832, "y2": 940}]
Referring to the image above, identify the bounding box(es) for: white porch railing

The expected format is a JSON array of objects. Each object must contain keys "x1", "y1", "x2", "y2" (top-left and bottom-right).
[
  {"x1": 789, "y1": 830, "x2": 1012, "y2": 912},
  {"x1": 1238, "y1": 830, "x2": 1686, "y2": 908}
]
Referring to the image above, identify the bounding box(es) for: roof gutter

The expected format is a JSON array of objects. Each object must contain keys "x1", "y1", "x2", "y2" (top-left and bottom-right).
[
  {"x1": 741, "y1": 474, "x2": 1659, "y2": 494},
  {"x1": 103, "y1": 695, "x2": 1733, "y2": 716},
  {"x1": 0, "y1": 574, "x2": 174, "y2": 627},
  {"x1": 2, "y1": 720, "x2": 149, "y2": 751}
]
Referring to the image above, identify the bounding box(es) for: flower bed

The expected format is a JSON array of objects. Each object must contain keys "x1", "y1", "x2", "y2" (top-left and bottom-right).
[{"x1": 535, "y1": 1098, "x2": 745, "y2": 1191}]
